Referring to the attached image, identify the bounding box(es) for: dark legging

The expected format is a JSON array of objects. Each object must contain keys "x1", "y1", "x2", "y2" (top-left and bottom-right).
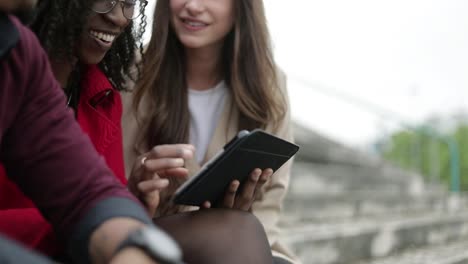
[{"x1": 154, "y1": 209, "x2": 273, "y2": 264}]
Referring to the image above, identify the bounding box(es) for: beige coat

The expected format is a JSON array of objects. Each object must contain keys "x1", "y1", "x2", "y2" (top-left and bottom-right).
[{"x1": 121, "y1": 73, "x2": 300, "y2": 263}]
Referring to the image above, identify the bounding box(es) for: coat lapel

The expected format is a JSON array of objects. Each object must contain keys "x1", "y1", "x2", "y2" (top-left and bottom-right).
[{"x1": 76, "y1": 65, "x2": 121, "y2": 155}]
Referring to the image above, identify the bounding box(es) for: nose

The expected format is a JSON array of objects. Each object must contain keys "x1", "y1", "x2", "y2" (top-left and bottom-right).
[
  {"x1": 184, "y1": 0, "x2": 205, "y2": 16},
  {"x1": 104, "y1": 2, "x2": 130, "y2": 28}
]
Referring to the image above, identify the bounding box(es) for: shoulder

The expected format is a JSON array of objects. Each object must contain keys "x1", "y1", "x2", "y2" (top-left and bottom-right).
[
  {"x1": 0, "y1": 14, "x2": 18, "y2": 59},
  {"x1": 7, "y1": 15, "x2": 44, "y2": 67},
  {"x1": 0, "y1": 15, "x2": 59, "y2": 107},
  {"x1": 7, "y1": 15, "x2": 56, "y2": 94}
]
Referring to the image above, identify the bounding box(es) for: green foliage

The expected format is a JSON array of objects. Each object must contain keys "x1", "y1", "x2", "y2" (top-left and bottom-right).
[{"x1": 382, "y1": 124, "x2": 468, "y2": 191}]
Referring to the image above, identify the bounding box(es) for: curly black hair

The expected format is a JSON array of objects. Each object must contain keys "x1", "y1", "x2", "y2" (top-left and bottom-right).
[{"x1": 30, "y1": 0, "x2": 147, "y2": 108}]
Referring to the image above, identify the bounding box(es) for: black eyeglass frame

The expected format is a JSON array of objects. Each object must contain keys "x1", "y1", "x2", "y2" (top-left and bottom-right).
[{"x1": 91, "y1": 0, "x2": 148, "y2": 20}]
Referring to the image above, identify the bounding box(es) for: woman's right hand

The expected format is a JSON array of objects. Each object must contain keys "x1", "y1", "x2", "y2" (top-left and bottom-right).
[{"x1": 128, "y1": 144, "x2": 195, "y2": 216}]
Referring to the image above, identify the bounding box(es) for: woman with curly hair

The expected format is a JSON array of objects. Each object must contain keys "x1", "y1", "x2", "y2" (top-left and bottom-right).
[
  {"x1": 124, "y1": 0, "x2": 300, "y2": 263},
  {"x1": 0, "y1": 0, "x2": 178, "y2": 259}
]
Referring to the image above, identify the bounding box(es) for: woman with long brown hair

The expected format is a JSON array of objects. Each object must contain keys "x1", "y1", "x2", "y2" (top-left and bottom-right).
[{"x1": 124, "y1": 0, "x2": 299, "y2": 263}]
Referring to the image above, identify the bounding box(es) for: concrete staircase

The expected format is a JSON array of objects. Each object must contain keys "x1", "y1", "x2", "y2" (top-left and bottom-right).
[{"x1": 280, "y1": 123, "x2": 468, "y2": 264}]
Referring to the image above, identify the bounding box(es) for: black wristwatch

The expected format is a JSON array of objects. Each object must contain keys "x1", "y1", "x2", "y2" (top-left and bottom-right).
[{"x1": 115, "y1": 226, "x2": 184, "y2": 264}]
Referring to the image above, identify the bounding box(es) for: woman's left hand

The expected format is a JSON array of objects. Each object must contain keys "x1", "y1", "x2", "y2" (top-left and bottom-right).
[
  {"x1": 128, "y1": 144, "x2": 195, "y2": 216},
  {"x1": 201, "y1": 168, "x2": 273, "y2": 211}
]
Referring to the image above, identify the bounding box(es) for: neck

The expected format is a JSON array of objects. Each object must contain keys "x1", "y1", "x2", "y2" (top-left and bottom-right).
[
  {"x1": 185, "y1": 45, "x2": 223, "y2": 91},
  {"x1": 50, "y1": 58, "x2": 76, "y2": 88}
]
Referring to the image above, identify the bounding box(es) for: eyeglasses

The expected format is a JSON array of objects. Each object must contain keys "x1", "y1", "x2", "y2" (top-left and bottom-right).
[{"x1": 91, "y1": 0, "x2": 148, "y2": 20}]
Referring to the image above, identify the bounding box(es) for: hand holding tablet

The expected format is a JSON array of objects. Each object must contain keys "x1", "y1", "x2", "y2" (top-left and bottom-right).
[{"x1": 173, "y1": 129, "x2": 299, "y2": 207}]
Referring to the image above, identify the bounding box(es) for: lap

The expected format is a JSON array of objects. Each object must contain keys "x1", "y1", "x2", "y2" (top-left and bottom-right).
[{"x1": 153, "y1": 209, "x2": 272, "y2": 264}]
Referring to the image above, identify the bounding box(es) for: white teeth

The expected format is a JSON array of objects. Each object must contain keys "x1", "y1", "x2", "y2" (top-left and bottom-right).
[
  {"x1": 89, "y1": 30, "x2": 116, "y2": 43},
  {"x1": 185, "y1": 20, "x2": 206, "y2": 27},
  {"x1": 103, "y1": 34, "x2": 114, "y2": 42}
]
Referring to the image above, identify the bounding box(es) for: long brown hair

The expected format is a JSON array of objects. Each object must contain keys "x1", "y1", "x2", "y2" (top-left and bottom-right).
[{"x1": 134, "y1": 0, "x2": 286, "y2": 150}]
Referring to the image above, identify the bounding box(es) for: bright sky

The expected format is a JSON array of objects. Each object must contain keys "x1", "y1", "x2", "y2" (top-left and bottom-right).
[{"x1": 144, "y1": 0, "x2": 468, "y2": 148}]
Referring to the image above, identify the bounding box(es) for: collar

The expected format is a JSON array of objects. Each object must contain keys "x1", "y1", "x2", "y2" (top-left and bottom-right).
[
  {"x1": 80, "y1": 64, "x2": 115, "y2": 107},
  {"x1": 0, "y1": 13, "x2": 20, "y2": 59}
]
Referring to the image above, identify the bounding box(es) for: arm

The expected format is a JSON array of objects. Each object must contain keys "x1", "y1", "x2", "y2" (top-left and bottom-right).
[
  {"x1": 0, "y1": 216, "x2": 155, "y2": 264},
  {"x1": 0, "y1": 16, "x2": 158, "y2": 263},
  {"x1": 121, "y1": 89, "x2": 195, "y2": 216},
  {"x1": 89, "y1": 217, "x2": 149, "y2": 264}
]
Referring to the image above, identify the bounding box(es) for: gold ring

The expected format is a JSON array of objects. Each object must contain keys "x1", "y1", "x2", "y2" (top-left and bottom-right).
[{"x1": 141, "y1": 156, "x2": 147, "y2": 165}]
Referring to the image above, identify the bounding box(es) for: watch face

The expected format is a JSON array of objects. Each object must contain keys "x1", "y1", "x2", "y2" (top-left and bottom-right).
[{"x1": 143, "y1": 227, "x2": 183, "y2": 261}]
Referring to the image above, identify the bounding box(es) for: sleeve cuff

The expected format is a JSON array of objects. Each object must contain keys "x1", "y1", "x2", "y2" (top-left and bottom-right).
[
  {"x1": 67, "y1": 197, "x2": 152, "y2": 264},
  {"x1": 0, "y1": 235, "x2": 52, "y2": 264}
]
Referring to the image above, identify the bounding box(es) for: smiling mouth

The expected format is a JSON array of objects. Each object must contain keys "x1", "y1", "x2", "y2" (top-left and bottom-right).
[
  {"x1": 181, "y1": 19, "x2": 208, "y2": 29},
  {"x1": 89, "y1": 30, "x2": 117, "y2": 44}
]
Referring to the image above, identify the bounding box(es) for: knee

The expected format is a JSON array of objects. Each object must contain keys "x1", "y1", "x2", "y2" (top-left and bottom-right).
[
  {"x1": 214, "y1": 209, "x2": 268, "y2": 238},
  {"x1": 224, "y1": 209, "x2": 262, "y2": 227}
]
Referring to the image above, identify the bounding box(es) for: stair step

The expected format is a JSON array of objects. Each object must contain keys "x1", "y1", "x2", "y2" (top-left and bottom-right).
[
  {"x1": 356, "y1": 239, "x2": 468, "y2": 264},
  {"x1": 281, "y1": 212, "x2": 468, "y2": 264},
  {"x1": 290, "y1": 162, "x2": 425, "y2": 194},
  {"x1": 282, "y1": 191, "x2": 453, "y2": 221}
]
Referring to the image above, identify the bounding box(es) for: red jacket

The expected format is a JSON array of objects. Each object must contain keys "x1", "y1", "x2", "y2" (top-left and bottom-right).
[{"x1": 0, "y1": 65, "x2": 127, "y2": 256}]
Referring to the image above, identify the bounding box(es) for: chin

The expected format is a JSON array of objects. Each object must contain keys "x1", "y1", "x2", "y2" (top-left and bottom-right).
[
  {"x1": 80, "y1": 54, "x2": 107, "y2": 66},
  {"x1": 178, "y1": 38, "x2": 207, "y2": 49},
  {"x1": 81, "y1": 59, "x2": 105, "y2": 66},
  {"x1": 182, "y1": 43, "x2": 204, "y2": 49}
]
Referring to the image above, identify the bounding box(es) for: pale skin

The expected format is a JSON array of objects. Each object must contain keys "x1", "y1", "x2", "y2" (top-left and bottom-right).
[
  {"x1": 177, "y1": 0, "x2": 275, "y2": 211},
  {"x1": 128, "y1": 144, "x2": 196, "y2": 216},
  {"x1": 130, "y1": 0, "x2": 274, "y2": 213}
]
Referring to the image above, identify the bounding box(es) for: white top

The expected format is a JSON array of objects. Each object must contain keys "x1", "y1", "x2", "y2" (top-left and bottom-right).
[{"x1": 188, "y1": 81, "x2": 228, "y2": 163}]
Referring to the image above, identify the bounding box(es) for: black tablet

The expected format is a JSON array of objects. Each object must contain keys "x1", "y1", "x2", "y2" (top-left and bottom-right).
[{"x1": 173, "y1": 129, "x2": 300, "y2": 206}]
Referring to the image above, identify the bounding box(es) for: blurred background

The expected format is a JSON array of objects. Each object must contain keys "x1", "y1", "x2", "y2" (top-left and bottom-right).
[{"x1": 145, "y1": 1, "x2": 468, "y2": 263}]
